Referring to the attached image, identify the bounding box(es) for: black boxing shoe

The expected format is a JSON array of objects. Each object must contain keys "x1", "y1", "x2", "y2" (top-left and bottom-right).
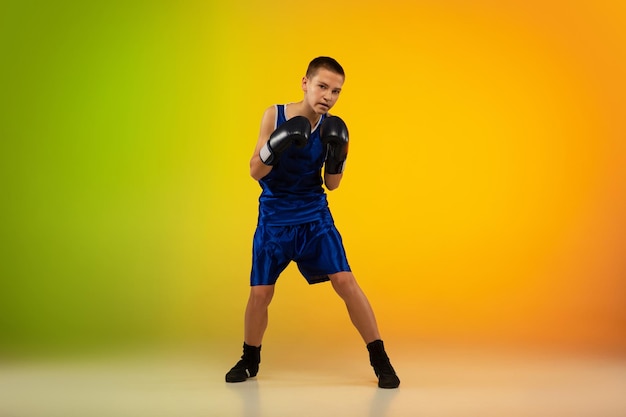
[
  {"x1": 367, "y1": 340, "x2": 400, "y2": 389},
  {"x1": 225, "y1": 343, "x2": 261, "y2": 383}
]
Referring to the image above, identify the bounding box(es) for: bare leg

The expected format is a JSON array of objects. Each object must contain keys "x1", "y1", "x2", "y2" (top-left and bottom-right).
[
  {"x1": 329, "y1": 271, "x2": 381, "y2": 344},
  {"x1": 244, "y1": 284, "x2": 275, "y2": 347},
  {"x1": 226, "y1": 285, "x2": 275, "y2": 383},
  {"x1": 329, "y1": 271, "x2": 400, "y2": 388}
]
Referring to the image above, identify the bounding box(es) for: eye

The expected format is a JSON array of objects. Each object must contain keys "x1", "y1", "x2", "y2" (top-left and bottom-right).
[{"x1": 319, "y1": 84, "x2": 327, "y2": 89}]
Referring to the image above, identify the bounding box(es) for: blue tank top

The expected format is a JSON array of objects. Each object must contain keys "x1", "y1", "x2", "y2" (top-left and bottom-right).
[{"x1": 257, "y1": 105, "x2": 330, "y2": 226}]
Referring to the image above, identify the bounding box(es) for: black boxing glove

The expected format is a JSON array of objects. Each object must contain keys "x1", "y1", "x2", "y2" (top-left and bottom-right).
[
  {"x1": 260, "y1": 116, "x2": 311, "y2": 165},
  {"x1": 320, "y1": 116, "x2": 349, "y2": 174}
]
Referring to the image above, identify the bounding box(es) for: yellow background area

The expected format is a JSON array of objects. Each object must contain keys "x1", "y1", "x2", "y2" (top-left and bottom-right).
[{"x1": 1, "y1": 1, "x2": 625, "y2": 357}]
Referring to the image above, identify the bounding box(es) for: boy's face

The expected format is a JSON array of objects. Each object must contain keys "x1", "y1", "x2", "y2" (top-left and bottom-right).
[{"x1": 302, "y1": 68, "x2": 344, "y2": 114}]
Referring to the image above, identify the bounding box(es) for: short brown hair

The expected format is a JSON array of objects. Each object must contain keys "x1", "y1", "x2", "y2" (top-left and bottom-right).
[{"x1": 305, "y1": 56, "x2": 345, "y2": 79}]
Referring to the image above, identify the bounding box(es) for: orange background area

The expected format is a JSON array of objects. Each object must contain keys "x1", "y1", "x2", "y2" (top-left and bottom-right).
[{"x1": 209, "y1": 0, "x2": 626, "y2": 354}]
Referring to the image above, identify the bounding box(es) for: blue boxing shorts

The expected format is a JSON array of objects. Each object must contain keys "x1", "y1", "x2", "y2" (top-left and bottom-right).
[{"x1": 250, "y1": 218, "x2": 351, "y2": 286}]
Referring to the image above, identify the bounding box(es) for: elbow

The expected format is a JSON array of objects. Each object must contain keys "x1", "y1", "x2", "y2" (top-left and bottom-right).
[
  {"x1": 250, "y1": 166, "x2": 262, "y2": 181},
  {"x1": 250, "y1": 157, "x2": 271, "y2": 181},
  {"x1": 324, "y1": 177, "x2": 342, "y2": 191},
  {"x1": 324, "y1": 173, "x2": 343, "y2": 191}
]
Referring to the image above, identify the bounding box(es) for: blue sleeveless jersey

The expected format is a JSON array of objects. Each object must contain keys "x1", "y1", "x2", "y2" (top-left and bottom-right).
[{"x1": 257, "y1": 105, "x2": 329, "y2": 226}]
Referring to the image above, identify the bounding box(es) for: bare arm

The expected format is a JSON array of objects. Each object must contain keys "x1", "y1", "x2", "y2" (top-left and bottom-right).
[
  {"x1": 324, "y1": 172, "x2": 343, "y2": 191},
  {"x1": 249, "y1": 106, "x2": 277, "y2": 181}
]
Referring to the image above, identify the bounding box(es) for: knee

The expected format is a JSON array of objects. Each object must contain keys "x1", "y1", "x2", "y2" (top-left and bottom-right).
[
  {"x1": 329, "y1": 271, "x2": 358, "y2": 297},
  {"x1": 249, "y1": 285, "x2": 275, "y2": 307}
]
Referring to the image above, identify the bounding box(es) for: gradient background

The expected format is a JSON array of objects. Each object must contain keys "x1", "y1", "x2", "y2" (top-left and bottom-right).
[{"x1": 1, "y1": 0, "x2": 625, "y2": 360}]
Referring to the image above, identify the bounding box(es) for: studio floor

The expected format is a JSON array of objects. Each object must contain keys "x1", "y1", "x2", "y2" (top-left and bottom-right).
[{"x1": 1, "y1": 345, "x2": 625, "y2": 417}]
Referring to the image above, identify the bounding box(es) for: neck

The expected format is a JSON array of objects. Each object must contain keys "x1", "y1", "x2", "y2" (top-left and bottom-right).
[{"x1": 290, "y1": 101, "x2": 322, "y2": 128}]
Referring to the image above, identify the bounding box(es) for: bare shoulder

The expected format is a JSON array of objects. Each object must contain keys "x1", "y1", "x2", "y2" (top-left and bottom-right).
[
  {"x1": 262, "y1": 105, "x2": 277, "y2": 122},
  {"x1": 257, "y1": 105, "x2": 278, "y2": 136},
  {"x1": 253, "y1": 105, "x2": 278, "y2": 153}
]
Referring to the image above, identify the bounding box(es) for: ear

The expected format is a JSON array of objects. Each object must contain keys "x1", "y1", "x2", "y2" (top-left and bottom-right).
[{"x1": 301, "y1": 76, "x2": 308, "y2": 92}]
